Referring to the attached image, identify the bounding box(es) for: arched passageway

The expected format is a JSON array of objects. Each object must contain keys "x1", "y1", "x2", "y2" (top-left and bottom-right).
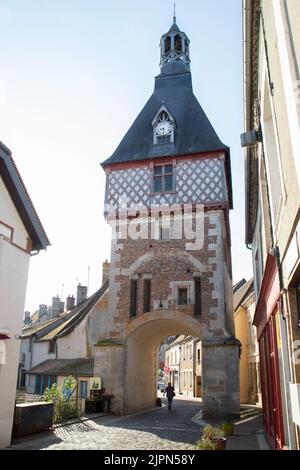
[{"x1": 124, "y1": 310, "x2": 202, "y2": 414}]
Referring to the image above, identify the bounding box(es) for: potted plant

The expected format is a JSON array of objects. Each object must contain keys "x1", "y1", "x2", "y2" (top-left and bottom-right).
[
  {"x1": 195, "y1": 436, "x2": 217, "y2": 450},
  {"x1": 201, "y1": 425, "x2": 226, "y2": 450},
  {"x1": 221, "y1": 414, "x2": 235, "y2": 436}
]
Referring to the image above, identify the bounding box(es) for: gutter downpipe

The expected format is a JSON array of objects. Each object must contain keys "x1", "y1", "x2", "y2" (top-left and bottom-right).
[{"x1": 243, "y1": 0, "x2": 255, "y2": 251}]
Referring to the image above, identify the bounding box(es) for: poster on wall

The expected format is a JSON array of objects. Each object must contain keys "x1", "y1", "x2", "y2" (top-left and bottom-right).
[{"x1": 90, "y1": 377, "x2": 102, "y2": 390}]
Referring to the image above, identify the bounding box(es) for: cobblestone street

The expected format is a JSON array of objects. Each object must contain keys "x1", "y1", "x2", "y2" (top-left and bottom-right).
[{"x1": 10, "y1": 398, "x2": 202, "y2": 450}]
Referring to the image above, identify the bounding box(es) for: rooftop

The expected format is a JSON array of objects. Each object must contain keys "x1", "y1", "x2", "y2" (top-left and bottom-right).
[
  {"x1": 0, "y1": 141, "x2": 50, "y2": 251},
  {"x1": 27, "y1": 358, "x2": 94, "y2": 377}
]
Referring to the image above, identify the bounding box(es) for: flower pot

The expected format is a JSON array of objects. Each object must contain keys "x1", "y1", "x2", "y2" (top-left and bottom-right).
[
  {"x1": 222, "y1": 423, "x2": 234, "y2": 436},
  {"x1": 213, "y1": 437, "x2": 227, "y2": 450}
]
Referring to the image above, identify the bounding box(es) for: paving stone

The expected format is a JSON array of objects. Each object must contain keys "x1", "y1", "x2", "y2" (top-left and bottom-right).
[{"x1": 10, "y1": 398, "x2": 202, "y2": 450}]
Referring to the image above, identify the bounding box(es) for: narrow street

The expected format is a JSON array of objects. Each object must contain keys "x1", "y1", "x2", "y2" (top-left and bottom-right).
[
  {"x1": 10, "y1": 398, "x2": 202, "y2": 450},
  {"x1": 9, "y1": 397, "x2": 265, "y2": 450}
]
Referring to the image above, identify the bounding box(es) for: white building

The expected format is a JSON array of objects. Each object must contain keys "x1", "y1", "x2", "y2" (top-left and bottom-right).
[
  {"x1": 165, "y1": 335, "x2": 201, "y2": 397},
  {"x1": 0, "y1": 142, "x2": 49, "y2": 448},
  {"x1": 24, "y1": 281, "x2": 109, "y2": 398},
  {"x1": 243, "y1": 0, "x2": 300, "y2": 449}
]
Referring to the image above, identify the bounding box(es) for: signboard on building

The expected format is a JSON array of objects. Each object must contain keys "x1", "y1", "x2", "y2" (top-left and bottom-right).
[{"x1": 90, "y1": 377, "x2": 101, "y2": 390}]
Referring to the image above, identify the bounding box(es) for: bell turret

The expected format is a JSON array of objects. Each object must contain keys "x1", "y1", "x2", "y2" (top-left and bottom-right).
[{"x1": 159, "y1": 12, "x2": 190, "y2": 74}]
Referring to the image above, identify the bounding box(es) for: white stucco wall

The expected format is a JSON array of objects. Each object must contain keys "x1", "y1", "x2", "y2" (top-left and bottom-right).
[
  {"x1": 0, "y1": 178, "x2": 29, "y2": 250},
  {"x1": 57, "y1": 317, "x2": 89, "y2": 359},
  {"x1": 0, "y1": 237, "x2": 30, "y2": 448},
  {"x1": 31, "y1": 341, "x2": 55, "y2": 368}
]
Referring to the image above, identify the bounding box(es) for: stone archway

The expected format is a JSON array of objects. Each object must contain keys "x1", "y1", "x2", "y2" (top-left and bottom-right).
[{"x1": 124, "y1": 310, "x2": 202, "y2": 414}]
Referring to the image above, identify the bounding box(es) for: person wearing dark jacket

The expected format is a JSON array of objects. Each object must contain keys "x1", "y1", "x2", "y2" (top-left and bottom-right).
[{"x1": 164, "y1": 382, "x2": 175, "y2": 410}]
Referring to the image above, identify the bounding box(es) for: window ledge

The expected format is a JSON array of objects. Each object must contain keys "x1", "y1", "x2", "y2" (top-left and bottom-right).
[{"x1": 150, "y1": 191, "x2": 177, "y2": 196}]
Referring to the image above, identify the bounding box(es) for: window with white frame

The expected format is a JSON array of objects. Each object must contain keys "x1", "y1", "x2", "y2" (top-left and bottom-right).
[
  {"x1": 171, "y1": 281, "x2": 193, "y2": 307},
  {"x1": 153, "y1": 164, "x2": 173, "y2": 193},
  {"x1": 152, "y1": 107, "x2": 175, "y2": 145}
]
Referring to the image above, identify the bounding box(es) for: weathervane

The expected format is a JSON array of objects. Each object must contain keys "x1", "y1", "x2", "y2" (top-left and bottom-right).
[{"x1": 173, "y1": 3, "x2": 176, "y2": 23}]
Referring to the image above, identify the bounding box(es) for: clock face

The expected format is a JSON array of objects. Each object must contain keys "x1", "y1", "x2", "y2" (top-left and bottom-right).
[{"x1": 155, "y1": 121, "x2": 172, "y2": 136}]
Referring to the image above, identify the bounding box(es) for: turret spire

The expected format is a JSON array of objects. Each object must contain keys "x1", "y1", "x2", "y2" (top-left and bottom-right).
[{"x1": 159, "y1": 16, "x2": 190, "y2": 74}]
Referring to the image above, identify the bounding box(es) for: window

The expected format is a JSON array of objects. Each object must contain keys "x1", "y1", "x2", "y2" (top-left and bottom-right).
[
  {"x1": 194, "y1": 277, "x2": 201, "y2": 316},
  {"x1": 153, "y1": 165, "x2": 173, "y2": 193},
  {"x1": 80, "y1": 380, "x2": 88, "y2": 399},
  {"x1": 159, "y1": 213, "x2": 174, "y2": 240},
  {"x1": 130, "y1": 279, "x2": 138, "y2": 317},
  {"x1": 174, "y1": 34, "x2": 182, "y2": 52},
  {"x1": 143, "y1": 279, "x2": 151, "y2": 313},
  {"x1": 165, "y1": 35, "x2": 171, "y2": 53},
  {"x1": 178, "y1": 288, "x2": 188, "y2": 306},
  {"x1": 49, "y1": 340, "x2": 56, "y2": 354},
  {"x1": 152, "y1": 108, "x2": 174, "y2": 145}
]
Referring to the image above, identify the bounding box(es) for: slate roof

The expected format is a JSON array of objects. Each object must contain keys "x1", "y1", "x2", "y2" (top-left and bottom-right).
[
  {"x1": 101, "y1": 69, "x2": 232, "y2": 207},
  {"x1": 27, "y1": 358, "x2": 94, "y2": 377},
  {"x1": 102, "y1": 71, "x2": 229, "y2": 166},
  {"x1": 0, "y1": 142, "x2": 50, "y2": 251},
  {"x1": 37, "y1": 279, "x2": 109, "y2": 341},
  {"x1": 22, "y1": 312, "x2": 76, "y2": 340},
  {"x1": 233, "y1": 278, "x2": 254, "y2": 311}
]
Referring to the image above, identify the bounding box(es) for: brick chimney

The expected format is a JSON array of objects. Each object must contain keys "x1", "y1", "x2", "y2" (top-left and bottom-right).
[
  {"x1": 51, "y1": 295, "x2": 61, "y2": 318},
  {"x1": 39, "y1": 304, "x2": 47, "y2": 320},
  {"x1": 102, "y1": 259, "x2": 110, "y2": 284},
  {"x1": 66, "y1": 295, "x2": 75, "y2": 311},
  {"x1": 76, "y1": 284, "x2": 87, "y2": 305},
  {"x1": 24, "y1": 311, "x2": 31, "y2": 326}
]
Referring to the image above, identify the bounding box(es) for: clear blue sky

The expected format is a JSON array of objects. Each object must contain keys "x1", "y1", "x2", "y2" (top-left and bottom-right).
[{"x1": 0, "y1": 0, "x2": 252, "y2": 313}]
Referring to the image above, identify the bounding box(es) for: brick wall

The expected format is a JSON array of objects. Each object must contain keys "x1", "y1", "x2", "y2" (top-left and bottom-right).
[{"x1": 107, "y1": 210, "x2": 233, "y2": 339}]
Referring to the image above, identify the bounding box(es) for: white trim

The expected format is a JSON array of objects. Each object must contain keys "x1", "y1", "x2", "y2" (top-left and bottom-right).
[
  {"x1": 260, "y1": 62, "x2": 286, "y2": 239},
  {"x1": 273, "y1": 0, "x2": 300, "y2": 188},
  {"x1": 152, "y1": 105, "x2": 175, "y2": 145}
]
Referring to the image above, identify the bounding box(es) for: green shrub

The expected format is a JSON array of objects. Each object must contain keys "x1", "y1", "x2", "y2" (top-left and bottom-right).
[
  {"x1": 41, "y1": 382, "x2": 80, "y2": 424},
  {"x1": 202, "y1": 425, "x2": 225, "y2": 440},
  {"x1": 195, "y1": 437, "x2": 217, "y2": 450}
]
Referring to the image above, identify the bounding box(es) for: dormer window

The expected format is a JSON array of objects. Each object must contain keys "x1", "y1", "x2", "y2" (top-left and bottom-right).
[{"x1": 152, "y1": 106, "x2": 175, "y2": 145}]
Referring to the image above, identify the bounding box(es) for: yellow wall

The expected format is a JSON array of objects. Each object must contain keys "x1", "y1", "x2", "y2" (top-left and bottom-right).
[{"x1": 234, "y1": 307, "x2": 249, "y2": 404}]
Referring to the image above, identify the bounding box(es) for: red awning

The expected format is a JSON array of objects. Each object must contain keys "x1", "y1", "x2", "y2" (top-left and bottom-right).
[{"x1": 0, "y1": 329, "x2": 11, "y2": 340}]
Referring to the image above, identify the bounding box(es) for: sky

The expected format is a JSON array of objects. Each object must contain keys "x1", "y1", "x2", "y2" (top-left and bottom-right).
[{"x1": 0, "y1": 0, "x2": 252, "y2": 313}]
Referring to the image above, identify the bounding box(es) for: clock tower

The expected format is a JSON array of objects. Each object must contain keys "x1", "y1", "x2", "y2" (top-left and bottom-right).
[{"x1": 95, "y1": 17, "x2": 239, "y2": 419}]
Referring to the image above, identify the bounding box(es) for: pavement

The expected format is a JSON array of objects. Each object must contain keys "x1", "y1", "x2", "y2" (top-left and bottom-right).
[{"x1": 8, "y1": 396, "x2": 270, "y2": 451}]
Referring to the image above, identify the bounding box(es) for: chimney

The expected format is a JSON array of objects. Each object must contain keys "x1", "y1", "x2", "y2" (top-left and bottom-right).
[
  {"x1": 39, "y1": 304, "x2": 47, "y2": 320},
  {"x1": 24, "y1": 311, "x2": 31, "y2": 325},
  {"x1": 76, "y1": 284, "x2": 87, "y2": 305},
  {"x1": 66, "y1": 295, "x2": 75, "y2": 311},
  {"x1": 102, "y1": 259, "x2": 110, "y2": 284},
  {"x1": 51, "y1": 295, "x2": 61, "y2": 318}
]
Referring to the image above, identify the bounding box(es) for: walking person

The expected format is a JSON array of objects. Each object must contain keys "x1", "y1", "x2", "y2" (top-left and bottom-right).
[{"x1": 164, "y1": 382, "x2": 175, "y2": 411}]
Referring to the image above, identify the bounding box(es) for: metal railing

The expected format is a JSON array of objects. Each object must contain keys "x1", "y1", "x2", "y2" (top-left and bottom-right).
[{"x1": 53, "y1": 398, "x2": 81, "y2": 424}]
